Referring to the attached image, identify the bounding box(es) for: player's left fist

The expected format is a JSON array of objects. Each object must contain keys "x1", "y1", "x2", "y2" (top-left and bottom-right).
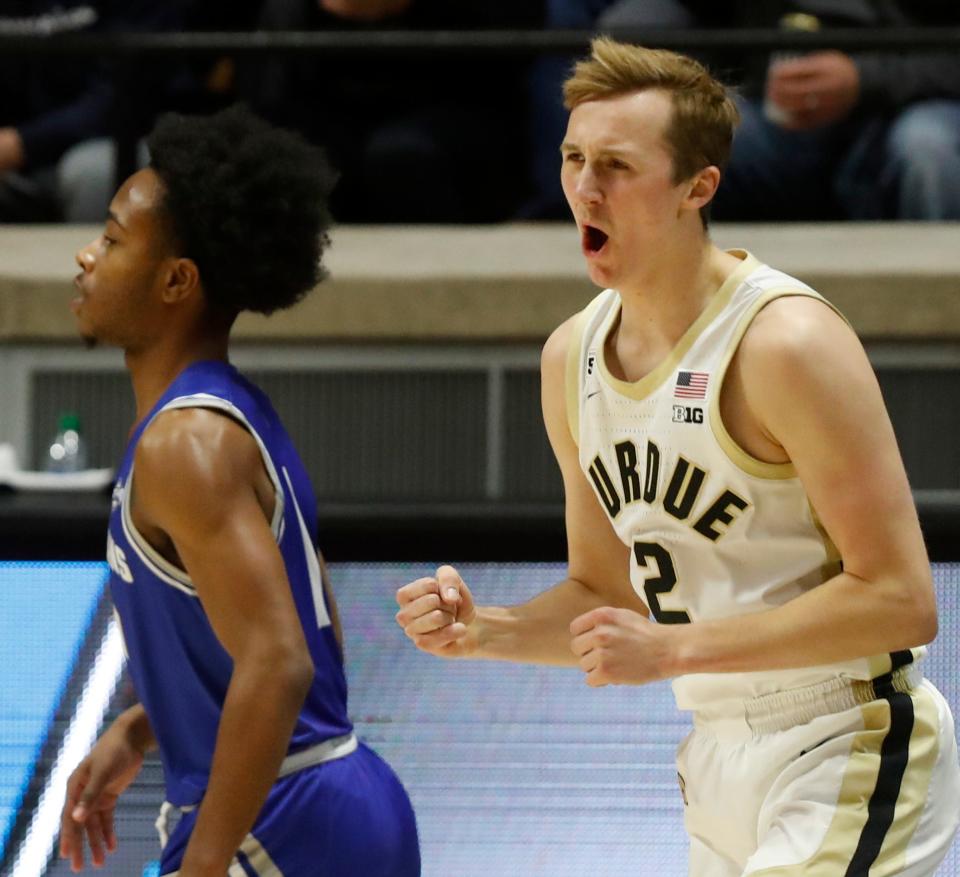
[{"x1": 570, "y1": 606, "x2": 676, "y2": 687}]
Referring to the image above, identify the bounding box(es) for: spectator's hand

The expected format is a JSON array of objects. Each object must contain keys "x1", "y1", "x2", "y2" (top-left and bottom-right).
[
  {"x1": 319, "y1": 0, "x2": 412, "y2": 22},
  {"x1": 396, "y1": 564, "x2": 478, "y2": 658},
  {"x1": 0, "y1": 128, "x2": 25, "y2": 173},
  {"x1": 766, "y1": 51, "x2": 860, "y2": 130},
  {"x1": 570, "y1": 606, "x2": 678, "y2": 687},
  {"x1": 59, "y1": 721, "x2": 145, "y2": 871}
]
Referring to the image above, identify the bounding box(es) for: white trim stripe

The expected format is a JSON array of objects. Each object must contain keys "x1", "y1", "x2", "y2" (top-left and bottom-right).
[
  {"x1": 159, "y1": 395, "x2": 285, "y2": 539},
  {"x1": 239, "y1": 833, "x2": 285, "y2": 876},
  {"x1": 164, "y1": 833, "x2": 284, "y2": 877},
  {"x1": 282, "y1": 467, "x2": 331, "y2": 629},
  {"x1": 116, "y1": 392, "x2": 290, "y2": 598},
  {"x1": 120, "y1": 466, "x2": 198, "y2": 596}
]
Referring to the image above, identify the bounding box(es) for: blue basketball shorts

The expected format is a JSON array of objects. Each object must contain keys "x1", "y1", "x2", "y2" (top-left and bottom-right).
[{"x1": 159, "y1": 741, "x2": 420, "y2": 876}]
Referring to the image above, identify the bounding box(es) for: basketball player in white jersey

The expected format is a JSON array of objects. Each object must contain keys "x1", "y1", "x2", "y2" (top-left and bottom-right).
[{"x1": 396, "y1": 38, "x2": 960, "y2": 876}]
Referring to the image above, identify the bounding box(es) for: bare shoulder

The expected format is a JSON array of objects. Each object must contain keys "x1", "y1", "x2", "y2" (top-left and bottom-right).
[
  {"x1": 541, "y1": 311, "x2": 586, "y2": 446},
  {"x1": 737, "y1": 295, "x2": 868, "y2": 394},
  {"x1": 541, "y1": 312, "x2": 580, "y2": 379},
  {"x1": 135, "y1": 407, "x2": 261, "y2": 496},
  {"x1": 733, "y1": 294, "x2": 892, "y2": 470},
  {"x1": 743, "y1": 294, "x2": 856, "y2": 356}
]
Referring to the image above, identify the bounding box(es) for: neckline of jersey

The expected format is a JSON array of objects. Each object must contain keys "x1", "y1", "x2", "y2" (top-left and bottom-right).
[{"x1": 595, "y1": 249, "x2": 759, "y2": 402}]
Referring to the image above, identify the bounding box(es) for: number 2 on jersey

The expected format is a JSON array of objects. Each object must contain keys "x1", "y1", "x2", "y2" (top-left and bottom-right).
[{"x1": 633, "y1": 541, "x2": 690, "y2": 624}]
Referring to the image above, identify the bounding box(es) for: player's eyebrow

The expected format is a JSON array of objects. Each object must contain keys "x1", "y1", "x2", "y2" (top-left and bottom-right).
[
  {"x1": 107, "y1": 210, "x2": 127, "y2": 231},
  {"x1": 560, "y1": 141, "x2": 635, "y2": 159}
]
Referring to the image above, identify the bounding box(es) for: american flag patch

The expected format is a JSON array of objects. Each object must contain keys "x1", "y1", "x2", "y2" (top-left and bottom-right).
[{"x1": 674, "y1": 370, "x2": 709, "y2": 399}]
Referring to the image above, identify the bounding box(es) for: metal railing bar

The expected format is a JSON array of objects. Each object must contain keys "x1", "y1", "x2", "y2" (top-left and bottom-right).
[{"x1": 0, "y1": 28, "x2": 959, "y2": 57}]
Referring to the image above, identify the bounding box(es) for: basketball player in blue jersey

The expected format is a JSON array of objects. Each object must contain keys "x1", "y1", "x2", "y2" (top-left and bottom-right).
[
  {"x1": 58, "y1": 106, "x2": 420, "y2": 876},
  {"x1": 397, "y1": 39, "x2": 960, "y2": 876}
]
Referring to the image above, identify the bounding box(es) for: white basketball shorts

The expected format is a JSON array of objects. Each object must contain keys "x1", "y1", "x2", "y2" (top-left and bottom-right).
[{"x1": 677, "y1": 675, "x2": 960, "y2": 876}]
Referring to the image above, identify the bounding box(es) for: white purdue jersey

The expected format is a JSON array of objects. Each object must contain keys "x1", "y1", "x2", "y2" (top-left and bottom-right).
[{"x1": 568, "y1": 250, "x2": 923, "y2": 712}]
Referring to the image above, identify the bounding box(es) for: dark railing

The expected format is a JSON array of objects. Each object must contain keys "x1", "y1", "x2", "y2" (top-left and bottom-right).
[
  {"x1": 1, "y1": 27, "x2": 960, "y2": 56},
  {"x1": 3, "y1": 26, "x2": 959, "y2": 187}
]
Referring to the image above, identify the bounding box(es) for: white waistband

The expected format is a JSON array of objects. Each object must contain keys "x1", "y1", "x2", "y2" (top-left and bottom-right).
[
  {"x1": 156, "y1": 732, "x2": 358, "y2": 848},
  {"x1": 278, "y1": 731, "x2": 358, "y2": 777},
  {"x1": 693, "y1": 666, "x2": 921, "y2": 739}
]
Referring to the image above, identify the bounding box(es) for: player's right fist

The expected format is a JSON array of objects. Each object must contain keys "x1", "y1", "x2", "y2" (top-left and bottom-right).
[{"x1": 395, "y1": 564, "x2": 478, "y2": 658}]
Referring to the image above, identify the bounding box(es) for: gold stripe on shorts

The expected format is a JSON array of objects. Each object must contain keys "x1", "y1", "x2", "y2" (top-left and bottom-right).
[
  {"x1": 868, "y1": 685, "x2": 940, "y2": 874},
  {"x1": 749, "y1": 686, "x2": 938, "y2": 875}
]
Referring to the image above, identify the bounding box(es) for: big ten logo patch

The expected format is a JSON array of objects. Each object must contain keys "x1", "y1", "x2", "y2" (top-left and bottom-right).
[{"x1": 672, "y1": 405, "x2": 704, "y2": 424}]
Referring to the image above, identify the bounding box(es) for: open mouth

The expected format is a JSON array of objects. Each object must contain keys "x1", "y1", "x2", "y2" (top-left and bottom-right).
[
  {"x1": 70, "y1": 276, "x2": 87, "y2": 312},
  {"x1": 583, "y1": 225, "x2": 609, "y2": 254}
]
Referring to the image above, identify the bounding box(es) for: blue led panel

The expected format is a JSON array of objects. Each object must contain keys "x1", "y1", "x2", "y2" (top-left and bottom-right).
[
  {"x1": 0, "y1": 561, "x2": 108, "y2": 857},
  {"x1": 10, "y1": 561, "x2": 960, "y2": 877}
]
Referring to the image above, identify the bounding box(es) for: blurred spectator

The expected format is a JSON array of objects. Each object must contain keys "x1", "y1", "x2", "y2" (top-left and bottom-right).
[
  {"x1": 713, "y1": 1, "x2": 960, "y2": 221},
  {"x1": 0, "y1": 0, "x2": 186, "y2": 223},
  {"x1": 525, "y1": 0, "x2": 960, "y2": 221},
  {"x1": 168, "y1": 1, "x2": 265, "y2": 115},
  {"x1": 242, "y1": 0, "x2": 543, "y2": 223},
  {"x1": 521, "y1": 0, "x2": 605, "y2": 220}
]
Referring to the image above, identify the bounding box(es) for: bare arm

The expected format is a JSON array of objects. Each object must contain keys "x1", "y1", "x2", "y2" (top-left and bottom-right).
[
  {"x1": 571, "y1": 298, "x2": 937, "y2": 686},
  {"x1": 134, "y1": 409, "x2": 314, "y2": 876},
  {"x1": 59, "y1": 704, "x2": 157, "y2": 871},
  {"x1": 672, "y1": 297, "x2": 935, "y2": 673},
  {"x1": 396, "y1": 314, "x2": 645, "y2": 665}
]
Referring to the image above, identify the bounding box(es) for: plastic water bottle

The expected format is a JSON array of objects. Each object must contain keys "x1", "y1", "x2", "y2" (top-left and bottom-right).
[{"x1": 46, "y1": 412, "x2": 88, "y2": 473}]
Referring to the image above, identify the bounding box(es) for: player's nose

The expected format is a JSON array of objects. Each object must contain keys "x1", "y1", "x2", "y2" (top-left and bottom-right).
[{"x1": 75, "y1": 241, "x2": 96, "y2": 272}]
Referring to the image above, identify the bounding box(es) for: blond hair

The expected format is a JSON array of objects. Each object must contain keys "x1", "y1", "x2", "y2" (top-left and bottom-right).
[{"x1": 564, "y1": 37, "x2": 739, "y2": 185}]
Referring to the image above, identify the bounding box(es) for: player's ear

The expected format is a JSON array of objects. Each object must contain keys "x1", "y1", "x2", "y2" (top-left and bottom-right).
[
  {"x1": 684, "y1": 165, "x2": 721, "y2": 213},
  {"x1": 161, "y1": 257, "x2": 201, "y2": 306}
]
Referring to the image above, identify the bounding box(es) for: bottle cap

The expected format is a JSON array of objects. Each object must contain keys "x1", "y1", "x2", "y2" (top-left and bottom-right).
[{"x1": 58, "y1": 412, "x2": 81, "y2": 431}]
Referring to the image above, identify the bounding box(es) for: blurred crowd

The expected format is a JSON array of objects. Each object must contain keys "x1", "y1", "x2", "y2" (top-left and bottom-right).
[{"x1": 1, "y1": 0, "x2": 958, "y2": 225}]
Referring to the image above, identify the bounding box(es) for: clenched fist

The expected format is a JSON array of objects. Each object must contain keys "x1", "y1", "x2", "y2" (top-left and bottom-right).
[{"x1": 395, "y1": 564, "x2": 478, "y2": 658}]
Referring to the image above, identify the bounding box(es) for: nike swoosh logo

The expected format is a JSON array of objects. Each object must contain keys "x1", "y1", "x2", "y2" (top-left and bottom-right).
[{"x1": 587, "y1": 390, "x2": 601, "y2": 399}]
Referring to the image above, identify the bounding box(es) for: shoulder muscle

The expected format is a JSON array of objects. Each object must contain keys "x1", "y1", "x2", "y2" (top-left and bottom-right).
[{"x1": 134, "y1": 407, "x2": 264, "y2": 532}]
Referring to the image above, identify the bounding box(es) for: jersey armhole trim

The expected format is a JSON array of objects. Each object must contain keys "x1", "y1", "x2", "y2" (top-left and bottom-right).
[
  {"x1": 159, "y1": 395, "x2": 285, "y2": 539},
  {"x1": 119, "y1": 395, "x2": 287, "y2": 596},
  {"x1": 807, "y1": 493, "x2": 844, "y2": 584},
  {"x1": 708, "y1": 288, "x2": 849, "y2": 480},
  {"x1": 120, "y1": 466, "x2": 198, "y2": 597},
  {"x1": 565, "y1": 309, "x2": 587, "y2": 444},
  {"x1": 565, "y1": 291, "x2": 618, "y2": 444}
]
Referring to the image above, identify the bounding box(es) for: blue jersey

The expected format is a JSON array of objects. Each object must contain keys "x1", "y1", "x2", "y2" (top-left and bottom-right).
[{"x1": 106, "y1": 361, "x2": 353, "y2": 807}]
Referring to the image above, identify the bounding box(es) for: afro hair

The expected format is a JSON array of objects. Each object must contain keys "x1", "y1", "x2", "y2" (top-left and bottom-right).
[{"x1": 147, "y1": 104, "x2": 336, "y2": 316}]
